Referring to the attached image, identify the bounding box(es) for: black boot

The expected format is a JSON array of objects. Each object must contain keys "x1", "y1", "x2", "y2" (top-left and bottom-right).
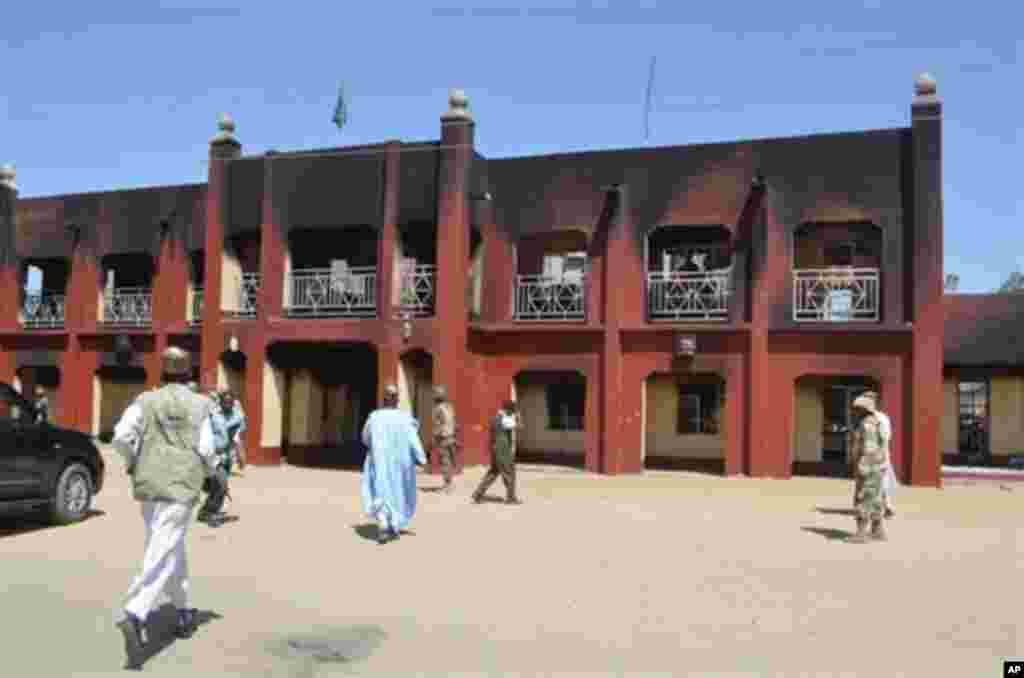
[
  {"x1": 175, "y1": 608, "x2": 198, "y2": 639},
  {"x1": 116, "y1": 612, "x2": 147, "y2": 670}
]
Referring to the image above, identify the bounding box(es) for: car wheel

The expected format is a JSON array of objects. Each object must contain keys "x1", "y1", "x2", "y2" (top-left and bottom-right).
[{"x1": 49, "y1": 463, "x2": 94, "y2": 525}]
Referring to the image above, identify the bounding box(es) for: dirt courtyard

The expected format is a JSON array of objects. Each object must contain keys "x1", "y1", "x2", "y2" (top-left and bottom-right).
[{"x1": 1, "y1": 451, "x2": 1020, "y2": 677}]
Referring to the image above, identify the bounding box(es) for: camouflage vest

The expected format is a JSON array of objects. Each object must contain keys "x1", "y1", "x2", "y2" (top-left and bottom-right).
[
  {"x1": 433, "y1": 402, "x2": 456, "y2": 441},
  {"x1": 855, "y1": 413, "x2": 888, "y2": 469},
  {"x1": 131, "y1": 384, "x2": 213, "y2": 504}
]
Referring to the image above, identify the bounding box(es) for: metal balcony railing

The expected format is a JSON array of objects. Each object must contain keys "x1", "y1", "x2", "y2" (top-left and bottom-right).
[
  {"x1": 223, "y1": 272, "x2": 261, "y2": 319},
  {"x1": 647, "y1": 269, "x2": 731, "y2": 321},
  {"x1": 286, "y1": 267, "x2": 377, "y2": 318},
  {"x1": 793, "y1": 267, "x2": 880, "y2": 322},
  {"x1": 22, "y1": 291, "x2": 66, "y2": 329},
  {"x1": 102, "y1": 287, "x2": 153, "y2": 327},
  {"x1": 399, "y1": 264, "x2": 436, "y2": 317},
  {"x1": 190, "y1": 289, "x2": 204, "y2": 325},
  {"x1": 514, "y1": 273, "x2": 586, "y2": 321}
]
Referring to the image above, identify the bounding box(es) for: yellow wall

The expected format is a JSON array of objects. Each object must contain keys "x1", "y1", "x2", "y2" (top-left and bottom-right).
[
  {"x1": 792, "y1": 378, "x2": 825, "y2": 463},
  {"x1": 261, "y1": 362, "x2": 284, "y2": 447},
  {"x1": 96, "y1": 377, "x2": 147, "y2": 436},
  {"x1": 644, "y1": 375, "x2": 724, "y2": 459},
  {"x1": 990, "y1": 376, "x2": 1024, "y2": 457},
  {"x1": 942, "y1": 378, "x2": 958, "y2": 455},
  {"x1": 515, "y1": 382, "x2": 585, "y2": 455}
]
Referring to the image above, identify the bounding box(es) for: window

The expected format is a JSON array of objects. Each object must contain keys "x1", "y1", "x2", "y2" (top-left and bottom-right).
[
  {"x1": 677, "y1": 382, "x2": 722, "y2": 434},
  {"x1": 545, "y1": 381, "x2": 585, "y2": 431}
]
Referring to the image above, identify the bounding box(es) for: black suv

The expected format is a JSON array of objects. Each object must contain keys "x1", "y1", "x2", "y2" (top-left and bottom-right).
[{"x1": 0, "y1": 383, "x2": 105, "y2": 524}]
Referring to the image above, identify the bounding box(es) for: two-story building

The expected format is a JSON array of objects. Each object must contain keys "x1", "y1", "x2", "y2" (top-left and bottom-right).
[{"x1": 2, "y1": 74, "x2": 1021, "y2": 487}]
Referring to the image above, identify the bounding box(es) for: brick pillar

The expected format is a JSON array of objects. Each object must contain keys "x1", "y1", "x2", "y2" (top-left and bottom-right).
[
  {"x1": 909, "y1": 74, "x2": 944, "y2": 488},
  {"x1": 0, "y1": 166, "x2": 20, "y2": 334},
  {"x1": 242, "y1": 335, "x2": 275, "y2": 464},
  {"x1": 434, "y1": 90, "x2": 474, "y2": 475},
  {"x1": 259, "y1": 156, "x2": 285, "y2": 321},
  {"x1": 152, "y1": 215, "x2": 190, "y2": 332},
  {"x1": 200, "y1": 115, "x2": 241, "y2": 390},
  {"x1": 601, "y1": 186, "x2": 629, "y2": 473},
  {"x1": 479, "y1": 200, "x2": 512, "y2": 323},
  {"x1": 378, "y1": 141, "x2": 400, "y2": 324},
  {"x1": 724, "y1": 353, "x2": 747, "y2": 475}
]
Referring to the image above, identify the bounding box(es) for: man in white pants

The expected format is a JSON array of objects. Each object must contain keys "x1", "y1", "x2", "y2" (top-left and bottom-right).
[{"x1": 112, "y1": 347, "x2": 222, "y2": 670}]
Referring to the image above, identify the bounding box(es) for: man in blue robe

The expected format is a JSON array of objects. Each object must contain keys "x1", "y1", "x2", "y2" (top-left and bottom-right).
[{"x1": 361, "y1": 384, "x2": 427, "y2": 544}]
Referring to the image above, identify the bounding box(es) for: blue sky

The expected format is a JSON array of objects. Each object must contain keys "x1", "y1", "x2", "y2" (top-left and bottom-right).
[{"x1": 3, "y1": 1, "x2": 1020, "y2": 293}]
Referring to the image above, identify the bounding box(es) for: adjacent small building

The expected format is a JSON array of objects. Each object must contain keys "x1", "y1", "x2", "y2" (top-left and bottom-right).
[{"x1": 1, "y1": 74, "x2": 1021, "y2": 487}]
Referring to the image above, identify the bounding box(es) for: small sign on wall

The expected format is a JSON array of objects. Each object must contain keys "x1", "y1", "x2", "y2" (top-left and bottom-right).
[{"x1": 674, "y1": 333, "x2": 697, "y2": 357}]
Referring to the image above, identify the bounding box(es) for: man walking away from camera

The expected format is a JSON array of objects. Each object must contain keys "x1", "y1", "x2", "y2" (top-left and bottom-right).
[
  {"x1": 361, "y1": 384, "x2": 427, "y2": 544},
  {"x1": 112, "y1": 347, "x2": 223, "y2": 670}
]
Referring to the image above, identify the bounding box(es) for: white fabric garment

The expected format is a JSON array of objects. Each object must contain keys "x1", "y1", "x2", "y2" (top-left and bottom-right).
[
  {"x1": 113, "y1": 397, "x2": 218, "y2": 622},
  {"x1": 499, "y1": 413, "x2": 517, "y2": 430},
  {"x1": 123, "y1": 500, "x2": 194, "y2": 621},
  {"x1": 874, "y1": 410, "x2": 898, "y2": 499}
]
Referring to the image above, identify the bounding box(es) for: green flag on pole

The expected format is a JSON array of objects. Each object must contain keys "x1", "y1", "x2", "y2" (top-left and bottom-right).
[{"x1": 332, "y1": 84, "x2": 348, "y2": 129}]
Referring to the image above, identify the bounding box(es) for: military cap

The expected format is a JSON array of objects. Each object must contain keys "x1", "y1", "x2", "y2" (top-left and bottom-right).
[
  {"x1": 432, "y1": 384, "x2": 447, "y2": 399},
  {"x1": 852, "y1": 392, "x2": 876, "y2": 411}
]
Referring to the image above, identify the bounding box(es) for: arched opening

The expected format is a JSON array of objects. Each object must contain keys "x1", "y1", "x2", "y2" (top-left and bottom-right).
[
  {"x1": 223, "y1": 231, "x2": 261, "y2": 319},
  {"x1": 397, "y1": 220, "x2": 437, "y2": 318},
  {"x1": 513, "y1": 231, "x2": 588, "y2": 321},
  {"x1": 792, "y1": 374, "x2": 880, "y2": 477},
  {"x1": 512, "y1": 369, "x2": 587, "y2": 469},
  {"x1": 94, "y1": 365, "x2": 148, "y2": 442},
  {"x1": 99, "y1": 253, "x2": 155, "y2": 327},
  {"x1": 642, "y1": 371, "x2": 726, "y2": 474},
  {"x1": 398, "y1": 349, "x2": 434, "y2": 437},
  {"x1": 266, "y1": 341, "x2": 378, "y2": 468},
  {"x1": 286, "y1": 226, "x2": 378, "y2": 318},
  {"x1": 792, "y1": 222, "x2": 882, "y2": 322},
  {"x1": 645, "y1": 225, "x2": 733, "y2": 322},
  {"x1": 20, "y1": 259, "x2": 70, "y2": 329}
]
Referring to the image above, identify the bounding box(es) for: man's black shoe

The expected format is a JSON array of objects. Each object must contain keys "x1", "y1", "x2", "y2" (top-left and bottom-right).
[
  {"x1": 116, "y1": 613, "x2": 147, "y2": 670},
  {"x1": 175, "y1": 608, "x2": 198, "y2": 639},
  {"x1": 506, "y1": 497, "x2": 522, "y2": 505}
]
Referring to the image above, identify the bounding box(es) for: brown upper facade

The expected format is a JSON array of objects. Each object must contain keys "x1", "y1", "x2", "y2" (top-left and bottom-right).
[{"x1": 1, "y1": 74, "x2": 1017, "y2": 354}]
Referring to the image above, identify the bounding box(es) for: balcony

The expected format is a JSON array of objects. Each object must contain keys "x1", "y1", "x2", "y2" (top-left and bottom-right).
[
  {"x1": 286, "y1": 267, "x2": 377, "y2": 318},
  {"x1": 647, "y1": 269, "x2": 731, "y2": 322},
  {"x1": 399, "y1": 264, "x2": 436, "y2": 318},
  {"x1": 190, "y1": 289, "x2": 204, "y2": 326},
  {"x1": 22, "y1": 291, "x2": 66, "y2": 329},
  {"x1": 793, "y1": 267, "x2": 880, "y2": 322},
  {"x1": 514, "y1": 273, "x2": 586, "y2": 322},
  {"x1": 224, "y1": 272, "x2": 261, "y2": 319},
  {"x1": 102, "y1": 287, "x2": 153, "y2": 327}
]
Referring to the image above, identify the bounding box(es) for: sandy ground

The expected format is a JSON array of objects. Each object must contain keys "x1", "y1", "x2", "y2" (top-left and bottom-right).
[{"x1": 1, "y1": 450, "x2": 1020, "y2": 678}]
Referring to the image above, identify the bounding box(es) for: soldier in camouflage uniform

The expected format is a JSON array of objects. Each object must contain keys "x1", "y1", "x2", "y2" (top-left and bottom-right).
[
  {"x1": 111, "y1": 347, "x2": 223, "y2": 669},
  {"x1": 431, "y1": 384, "x2": 457, "y2": 493},
  {"x1": 472, "y1": 400, "x2": 522, "y2": 505},
  {"x1": 848, "y1": 392, "x2": 890, "y2": 543}
]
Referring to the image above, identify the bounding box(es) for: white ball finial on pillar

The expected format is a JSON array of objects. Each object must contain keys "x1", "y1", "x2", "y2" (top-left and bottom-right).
[
  {"x1": 211, "y1": 113, "x2": 239, "y2": 145},
  {"x1": 914, "y1": 73, "x2": 937, "y2": 97},
  {"x1": 0, "y1": 165, "x2": 15, "y2": 191},
  {"x1": 443, "y1": 89, "x2": 472, "y2": 122}
]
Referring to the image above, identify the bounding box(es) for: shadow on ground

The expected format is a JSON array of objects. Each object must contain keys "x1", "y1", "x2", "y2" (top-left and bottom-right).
[
  {"x1": 0, "y1": 509, "x2": 105, "y2": 538},
  {"x1": 124, "y1": 604, "x2": 222, "y2": 670},
  {"x1": 802, "y1": 526, "x2": 854, "y2": 541},
  {"x1": 351, "y1": 523, "x2": 417, "y2": 543},
  {"x1": 815, "y1": 507, "x2": 858, "y2": 517}
]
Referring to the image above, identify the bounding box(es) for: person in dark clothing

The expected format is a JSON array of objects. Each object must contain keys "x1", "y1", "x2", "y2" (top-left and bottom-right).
[{"x1": 472, "y1": 400, "x2": 522, "y2": 505}]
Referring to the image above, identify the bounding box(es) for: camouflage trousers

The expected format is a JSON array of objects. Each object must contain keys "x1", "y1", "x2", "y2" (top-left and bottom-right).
[
  {"x1": 434, "y1": 439, "x2": 456, "y2": 485},
  {"x1": 854, "y1": 466, "x2": 885, "y2": 522},
  {"x1": 473, "y1": 459, "x2": 517, "y2": 501}
]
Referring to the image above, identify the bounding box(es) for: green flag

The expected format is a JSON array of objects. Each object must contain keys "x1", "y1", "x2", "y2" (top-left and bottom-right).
[{"x1": 332, "y1": 84, "x2": 348, "y2": 129}]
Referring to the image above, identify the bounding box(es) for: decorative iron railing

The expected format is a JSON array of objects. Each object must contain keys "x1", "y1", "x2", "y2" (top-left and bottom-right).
[
  {"x1": 514, "y1": 274, "x2": 586, "y2": 321},
  {"x1": 102, "y1": 287, "x2": 153, "y2": 326},
  {"x1": 22, "y1": 291, "x2": 66, "y2": 329},
  {"x1": 224, "y1": 272, "x2": 261, "y2": 319},
  {"x1": 647, "y1": 269, "x2": 731, "y2": 321},
  {"x1": 286, "y1": 267, "x2": 377, "y2": 318},
  {"x1": 190, "y1": 289, "x2": 204, "y2": 325},
  {"x1": 399, "y1": 265, "x2": 436, "y2": 317},
  {"x1": 793, "y1": 267, "x2": 880, "y2": 322}
]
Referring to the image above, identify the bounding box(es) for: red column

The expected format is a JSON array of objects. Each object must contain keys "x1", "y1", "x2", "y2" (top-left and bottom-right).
[
  {"x1": 0, "y1": 167, "x2": 20, "y2": 334},
  {"x1": 200, "y1": 116, "x2": 241, "y2": 390},
  {"x1": 377, "y1": 141, "x2": 400, "y2": 323},
  {"x1": 480, "y1": 202, "x2": 512, "y2": 323},
  {"x1": 724, "y1": 354, "x2": 747, "y2": 475},
  {"x1": 908, "y1": 75, "x2": 944, "y2": 487},
  {"x1": 600, "y1": 187, "x2": 629, "y2": 473},
  {"x1": 242, "y1": 335, "x2": 275, "y2": 464},
  {"x1": 259, "y1": 156, "x2": 285, "y2": 321},
  {"x1": 434, "y1": 91, "x2": 474, "y2": 475}
]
